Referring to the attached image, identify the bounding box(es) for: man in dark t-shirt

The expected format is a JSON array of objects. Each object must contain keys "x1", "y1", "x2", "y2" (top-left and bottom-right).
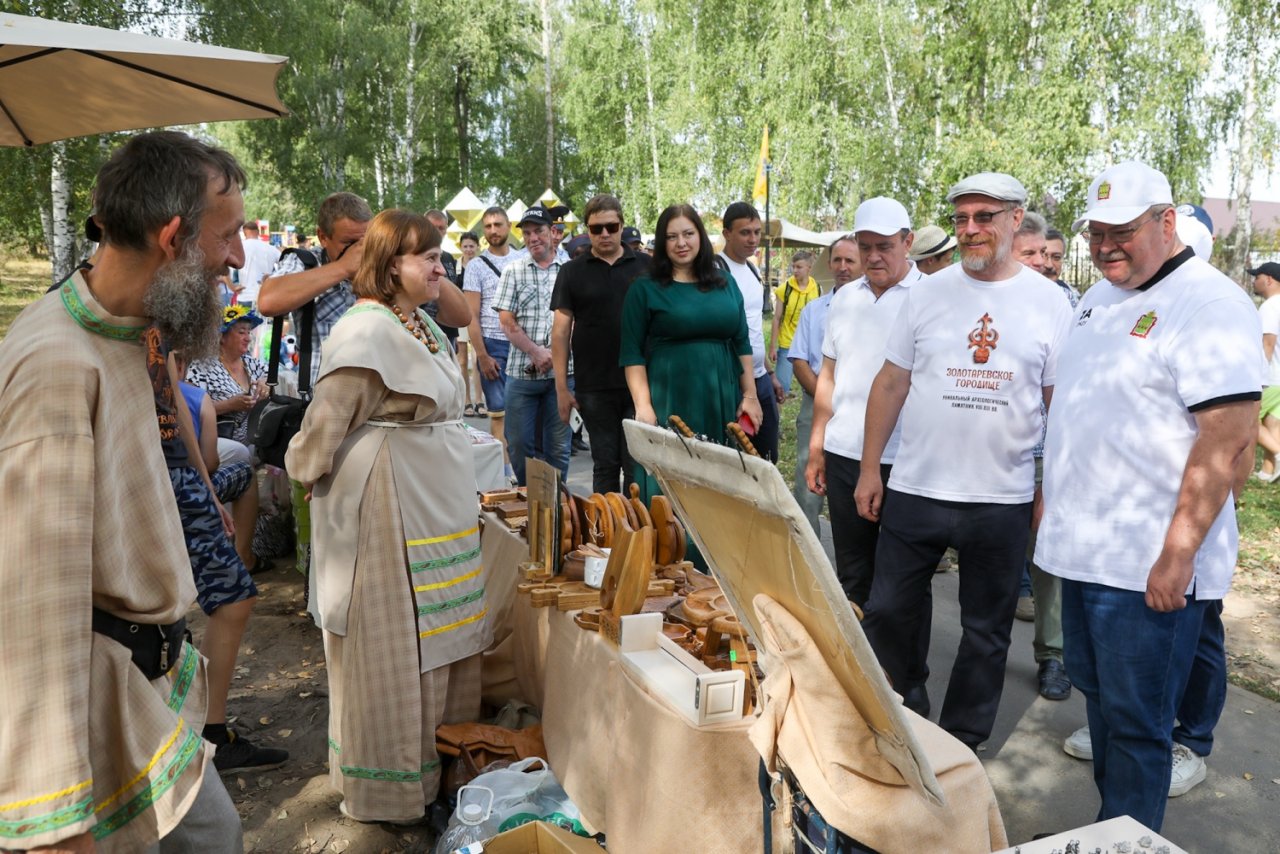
[{"x1": 550, "y1": 194, "x2": 651, "y2": 493}]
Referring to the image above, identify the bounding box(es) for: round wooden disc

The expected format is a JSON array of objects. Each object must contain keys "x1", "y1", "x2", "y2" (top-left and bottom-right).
[{"x1": 605, "y1": 492, "x2": 634, "y2": 533}]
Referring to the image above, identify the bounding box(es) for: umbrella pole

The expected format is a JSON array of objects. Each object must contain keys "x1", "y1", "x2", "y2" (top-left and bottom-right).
[{"x1": 764, "y1": 162, "x2": 771, "y2": 315}]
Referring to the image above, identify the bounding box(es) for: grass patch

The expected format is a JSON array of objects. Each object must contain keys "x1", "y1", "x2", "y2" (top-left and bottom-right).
[
  {"x1": 1227, "y1": 671, "x2": 1280, "y2": 704},
  {"x1": 0, "y1": 253, "x2": 51, "y2": 339},
  {"x1": 1234, "y1": 449, "x2": 1280, "y2": 591}
]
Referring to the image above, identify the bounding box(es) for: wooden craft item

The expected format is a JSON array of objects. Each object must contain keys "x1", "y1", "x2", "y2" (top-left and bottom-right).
[
  {"x1": 673, "y1": 522, "x2": 687, "y2": 562},
  {"x1": 603, "y1": 492, "x2": 633, "y2": 534},
  {"x1": 583, "y1": 494, "x2": 613, "y2": 547},
  {"x1": 667, "y1": 414, "x2": 695, "y2": 438},
  {"x1": 495, "y1": 500, "x2": 528, "y2": 520},
  {"x1": 681, "y1": 570, "x2": 719, "y2": 593},
  {"x1": 481, "y1": 488, "x2": 520, "y2": 506},
  {"x1": 730, "y1": 636, "x2": 755, "y2": 715},
  {"x1": 561, "y1": 551, "x2": 586, "y2": 582},
  {"x1": 530, "y1": 586, "x2": 561, "y2": 607},
  {"x1": 646, "y1": 579, "x2": 676, "y2": 596},
  {"x1": 682, "y1": 586, "x2": 731, "y2": 626},
  {"x1": 555, "y1": 582, "x2": 602, "y2": 611},
  {"x1": 542, "y1": 507, "x2": 555, "y2": 574},
  {"x1": 710, "y1": 614, "x2": 749, "y2": 638},
  {"x1": 628, "y1": 483, "x2": 653, "y2": 530},
  {"x1": 518, "y1": 562, "x2": 551, "y2": 582},
  {"x1": 650, "y1": 495, "x2": 678, "y2": 565},
  {"x1": 612, "y1": 527, "x2": 653, "y2": 618},
  {"x1": 661, "y1": 622, "x2": 692, "y2": 643},
  {"x1": 574, "y1": 611, "x2": 599, "y2": 631},
  {"x1": 517, "y1": 581, "x2": 542, "y2": 595},
  {"x1": 641, "y1": 594, "x2": 682, "y2": 615},
  {"x1": 598, "y1": 526, "x2": 629, "y2": 612},
  {"x1": 725, "y1": 421, "x2": 761, "y2": 457}
]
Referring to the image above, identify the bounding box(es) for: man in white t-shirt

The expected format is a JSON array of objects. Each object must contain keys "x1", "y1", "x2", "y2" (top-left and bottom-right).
[
  {"x1": 236, "y1": 221, "x2": 280, "y2": 309},
  {"x1": 1248, "y1": 262, "x2": 1280, "y2": 480},
  {"x1": 790, "y1": 234, "x2": 861, "y2": 534},
  {"x1": 719, "y1": 202, "x2": 785, "y2": 461},
  {"x1": 855, "y1": 173, "x2": 1072, "y2": 746},
  {"x1": 1036, "y1": 162, "x2": 1262, "y2": 831}
]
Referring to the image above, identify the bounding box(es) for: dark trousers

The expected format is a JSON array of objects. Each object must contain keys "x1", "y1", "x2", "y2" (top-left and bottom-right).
[
  {"x1": 577, "y1": 387, "x2": 635, "y2": 495},
  {"x1": 862, "y1": 489, "x2": 1031, "y2": 747},
  {"x1": 826, "y1": 454, "x2": 931, "y2": 691},
  {"x1": 743, "y1": 373, "x2": 780, "y2": 462}
]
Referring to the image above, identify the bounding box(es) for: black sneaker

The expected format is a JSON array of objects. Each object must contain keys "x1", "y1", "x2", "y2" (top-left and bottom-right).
[{"x1": 213, "y1": 730, "x2": 289, "y2": 775}]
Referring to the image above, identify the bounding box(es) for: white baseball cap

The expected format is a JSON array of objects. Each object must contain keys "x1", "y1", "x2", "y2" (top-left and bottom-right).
[
  {"x1": 853, "y1": 197, "x2": 911, "y2": 236},
  {"x1": 1073, "y1": 161, "x2": 1173, "y2": 231}
]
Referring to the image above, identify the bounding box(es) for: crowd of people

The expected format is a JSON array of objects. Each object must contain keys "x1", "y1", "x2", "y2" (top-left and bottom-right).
[{"x1": 0, "y1": 128, "x2": 1267, "y2": 852}]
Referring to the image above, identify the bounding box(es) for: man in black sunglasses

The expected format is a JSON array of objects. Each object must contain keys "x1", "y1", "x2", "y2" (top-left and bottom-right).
[{"x1": 550, "y1": 194, "x2": 651, "y2": 493}]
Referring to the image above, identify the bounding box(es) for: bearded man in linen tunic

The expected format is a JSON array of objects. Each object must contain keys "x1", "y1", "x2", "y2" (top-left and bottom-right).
[{"x1": 0, "y1": 132, "x2": 247, "y2": 853}]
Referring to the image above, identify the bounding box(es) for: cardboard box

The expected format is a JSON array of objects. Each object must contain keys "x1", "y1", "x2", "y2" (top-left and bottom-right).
[{"x1": 480, "y1": 821, "x2": 602, "y2": 853}]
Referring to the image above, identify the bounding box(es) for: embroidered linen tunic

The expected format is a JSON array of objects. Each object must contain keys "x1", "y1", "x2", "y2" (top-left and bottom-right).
[{"x1": 0, "y1": 272, "x2": 210, "y2": 851}]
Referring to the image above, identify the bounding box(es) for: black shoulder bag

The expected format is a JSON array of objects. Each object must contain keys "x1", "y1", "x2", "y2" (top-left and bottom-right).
[{"x1": 248, "y1": 248, "x2": 318, "y2": 469}]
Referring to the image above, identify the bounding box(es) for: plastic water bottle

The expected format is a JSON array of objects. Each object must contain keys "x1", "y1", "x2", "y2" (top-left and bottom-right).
[{"x1": 432, "y1": 786, "x2": 497, "y2": 854}]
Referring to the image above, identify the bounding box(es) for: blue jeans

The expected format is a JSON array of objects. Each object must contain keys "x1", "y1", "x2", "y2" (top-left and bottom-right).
[
  {"x1": 478, "y1": 337, "x2": 510, "y2": 413},
  {"x1": 504, "y1": 375, "x2": 571, "y2": 485},
  {"x1": 1175, "y1": 599, "x2": 1226, "y2": 757},
  {"x1": 1061, "y1": 578, "x2": 1209, "y2": 831},
  {"x1": 774, "y1": 346, "x2": 794, "y2": 393}
]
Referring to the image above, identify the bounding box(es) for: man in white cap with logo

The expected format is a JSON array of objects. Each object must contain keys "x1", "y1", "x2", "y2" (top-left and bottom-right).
[
  {"x1": 1036, "y1": 162, "x2": 1262, "y2": 830},
  {"x1": 855, "y1": 173, "x2": 1072, "y2": 746},
  {"x1": 908, "y1": 223, "x2": 958, "y2": 275}
]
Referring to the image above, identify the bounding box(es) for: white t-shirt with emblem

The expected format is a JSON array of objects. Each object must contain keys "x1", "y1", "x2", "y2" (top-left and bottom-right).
[
  {"x1": 820, "y1": 267, "x2": 923, "y2": 462},
  {"x1": 881, "y1": 263, "x2": 1072, "y2": 503},
  {"x1": 1035, "y1": 254, "x2": 1264, "y2": 599},
  {"x1": 1258, "y1": 294, "x2": 1280, "y2": 386}
]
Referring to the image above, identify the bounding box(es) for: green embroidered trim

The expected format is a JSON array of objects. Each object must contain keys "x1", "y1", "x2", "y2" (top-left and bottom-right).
[
  {"x1": 417, "y1": 587, "x2": 484, "y2": 617},
  {"x1": 328, "y1": 737, "x2": 341, "y2": 754},
  {"x1": 410, "y1": 546, "x2": 481, "y2": 573},
  {"x1": 59, "y1": 282, "x2": 144, "y2": 343},
  {"x1": 92, "y1": 729, "x2": 203, "y2": 840},
  {"x1": 339, "y1": 759, "x2": 441, "y2": 783},
  {"x1": 0, "y1": 797, "x2": 93, "y2": 840},
  {"x1": 166, "y1": 644, "x2": 198, "y2": 712}
]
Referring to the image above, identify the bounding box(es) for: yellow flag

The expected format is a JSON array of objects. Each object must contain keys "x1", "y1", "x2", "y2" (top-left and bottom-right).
[{"x1": 752, "y1": 125, "x2": 770, "y2": 208}]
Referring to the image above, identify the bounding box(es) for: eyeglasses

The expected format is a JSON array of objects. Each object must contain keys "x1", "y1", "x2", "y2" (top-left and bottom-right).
[
  {"x1": 948, "y1": 207, "x2": 1013, "y2": 228},
  {"x1": 587, "y1": 222, "x2": 622, "y2": 235},
  {"x1": 1087, "y1": 211, "x2": 1163, "y2": 246}
]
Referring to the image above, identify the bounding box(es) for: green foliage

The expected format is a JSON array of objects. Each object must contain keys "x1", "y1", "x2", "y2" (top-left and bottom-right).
[{"x1": 0, "y1": 0, "x2": 1273, "y2": 248}]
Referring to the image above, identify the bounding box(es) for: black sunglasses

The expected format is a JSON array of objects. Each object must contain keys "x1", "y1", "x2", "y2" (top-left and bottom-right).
[{"x1": 588, "y1": 222, "x2": 622, "y2": 235}]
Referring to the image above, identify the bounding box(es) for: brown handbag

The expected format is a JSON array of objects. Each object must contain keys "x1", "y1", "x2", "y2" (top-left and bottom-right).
[{"x1": 435, "y1": 723, "x2": 547, "y2": 795}]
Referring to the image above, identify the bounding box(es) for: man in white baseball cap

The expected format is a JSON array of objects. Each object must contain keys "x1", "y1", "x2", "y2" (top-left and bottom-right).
[
  {"x1": 807, "y1": 198, "x2": 932, "y2": 710},
  {"x1": 855, "y1": 173, "x2": 1073, "y2": 748},
  {"x1": 1037, "y1": 161, "x2": 1263, "y2": 829}
]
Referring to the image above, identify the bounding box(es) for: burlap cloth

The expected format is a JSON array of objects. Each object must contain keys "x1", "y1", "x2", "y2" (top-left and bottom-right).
[{"x1": 750, "y1": 593, "x2": 1008, "y2": 852}]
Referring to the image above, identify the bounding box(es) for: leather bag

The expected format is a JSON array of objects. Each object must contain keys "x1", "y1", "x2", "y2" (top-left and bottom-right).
[
  {"x1": 249, "y1": 296, "x2": 314, "y2": 469},
  {"x1": 435, "y1": 722, "x2": 546, "y2": 795}
]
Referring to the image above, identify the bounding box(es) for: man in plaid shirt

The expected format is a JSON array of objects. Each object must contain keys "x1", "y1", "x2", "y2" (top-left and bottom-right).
[
  {"x1": 494, "y1": 203, "x2": 574, "y2": 484},
  {"x1": 257, "y1": 192, "x2": 371, "y2": 389}
]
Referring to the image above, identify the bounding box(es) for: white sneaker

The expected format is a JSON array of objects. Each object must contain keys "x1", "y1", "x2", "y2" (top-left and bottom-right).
[
  {"x1": 1169, "y1": 743, "x2": 1207, "y2": 797},
  {"x1": 1255, "y1": 469, "x2": 1280, "y2": 483},
  {"x1": 1063, "y1": 725, "x2": 1093, "y2": 760}
]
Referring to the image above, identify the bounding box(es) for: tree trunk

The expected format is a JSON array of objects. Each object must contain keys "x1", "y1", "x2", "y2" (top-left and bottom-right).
[
  {"x1": 401, "y1": 18, "x2": 420, "y2": 201},
  {"x1": 50, "y1": 140, "x2": 76, "y2": 284},
  {"x1": 1229, "y1": 47, "x2": 1258, "y2": 285},
  {"x1": 641, "y1": 27, "x2": 661, "y2": 202},
  {"x1": 455, "y1": 66, "x2": 471, "y2": 186},
  {"x1": 541, "y1": 0, "x2": 555, "y2": 188}
]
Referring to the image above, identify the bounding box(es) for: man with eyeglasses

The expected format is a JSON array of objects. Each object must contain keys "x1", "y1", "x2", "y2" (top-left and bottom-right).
[
  {"x1": 1035, "y1": 162, "x2": 1262, "y2": 830},
  {"x1": 550, "y1": 194, "x2": 650, "y2": 493},
  {"x1": 855, "y1": 173, "x2": 1073, "y2": 748}
]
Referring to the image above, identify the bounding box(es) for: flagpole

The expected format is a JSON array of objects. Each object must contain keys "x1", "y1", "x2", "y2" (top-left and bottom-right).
[{"x1": 764, "y1": 161, "x2": 771, "y2": 306}]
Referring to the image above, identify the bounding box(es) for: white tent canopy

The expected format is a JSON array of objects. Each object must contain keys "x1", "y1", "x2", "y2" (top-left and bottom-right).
[
  {"x1": 764, "y1": 217, "x2": 848, "y2": 249},
  {"x1": 0, "y1": 12, "x2": 286, "y2": 147}
]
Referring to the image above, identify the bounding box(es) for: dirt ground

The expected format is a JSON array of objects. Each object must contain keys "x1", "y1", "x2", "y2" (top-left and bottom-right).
[{"x1": 188, "y1": 563, "x2": 438, "y2": 854}]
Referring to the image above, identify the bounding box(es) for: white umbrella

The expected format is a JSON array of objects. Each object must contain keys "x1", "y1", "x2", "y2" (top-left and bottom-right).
[{"x1": 0, "y1": 12, "x2": 287, "y2": 147}]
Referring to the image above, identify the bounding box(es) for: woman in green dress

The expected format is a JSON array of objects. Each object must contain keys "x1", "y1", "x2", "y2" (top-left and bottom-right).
[{"x1": 620, "y1": 203, "x2": 762, "y2": 504}]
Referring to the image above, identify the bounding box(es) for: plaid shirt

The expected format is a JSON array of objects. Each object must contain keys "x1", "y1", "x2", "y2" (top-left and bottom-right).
[
  {"x1": 492, "y1": 254, "x2": 571, "y2": 379},
  {"x1": 269, "y1": 248, "x2": 355, "y2": 388}
]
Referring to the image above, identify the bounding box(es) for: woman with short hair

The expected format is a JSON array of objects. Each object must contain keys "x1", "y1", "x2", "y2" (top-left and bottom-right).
[{"x1": 286, "y1": 210, "x2": 485, "y2": 824}]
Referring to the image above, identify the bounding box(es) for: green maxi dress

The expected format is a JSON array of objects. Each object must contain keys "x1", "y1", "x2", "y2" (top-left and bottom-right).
[{"x1": 619, "y1": 273, "x2": 752, "y2": 505}]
